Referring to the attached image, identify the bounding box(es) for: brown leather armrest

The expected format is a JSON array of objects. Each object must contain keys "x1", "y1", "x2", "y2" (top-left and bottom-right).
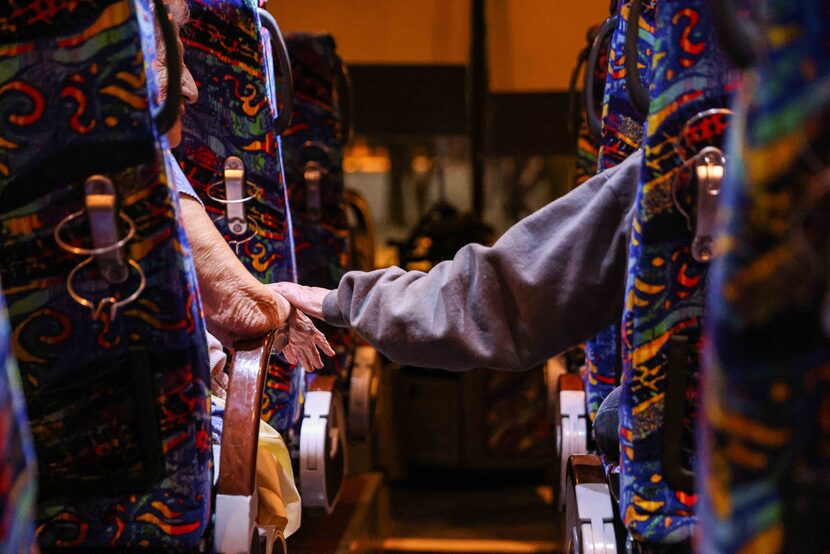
[
  {"x1": 308, "y1": 373, "x2": 336, "y2": 393},
  {"x1": 567, "y1": 454, "x2": 606, "y2": 486},
  {"x1": 217, "y1": 331, "x2": 276, "y2": 497},
  {"x1": 559, "y1": 372, "x2": 585, "y2": 392}
]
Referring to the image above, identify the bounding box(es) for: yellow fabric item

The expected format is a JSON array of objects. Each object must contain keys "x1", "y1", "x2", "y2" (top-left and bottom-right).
[
  {"x1": 210, "y1": 396, "x2": 302, "y2": 537},
  {"x1": 256, "y1": 447, "x2": 287, "y2": 528},
  {"x1": 257, "y1": 418, "x2": 302, "y2": 537}
]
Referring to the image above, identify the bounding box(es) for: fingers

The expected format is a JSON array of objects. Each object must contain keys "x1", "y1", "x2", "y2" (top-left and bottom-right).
[
  {"x1": 281, "y1": 340, "x2": 324, "y2": 372},
  {"x1": 285, "y1": 338, "x2": 328, "y2": 372},
  {"x1": 288, "y1": 344, "x2": 322, "y2": 372},
  {"x1": 266, "y1": 282, "x2": 331, "y2": 320},
  {"x1": 282, "y1": 344, "x2": 298, "y2": 366},
  {"x1": 299, "y1": 339, "x2": 324, "y2": 370},
  {"x1": 268, "y1": 304, "x2": 336, "y2": 372},
  {"x1": 308, "y1": 344, "x2": 324, "y2": 369},
  {"x1": 298, "y1": 352, "x2": 313, "y2": 372},
  {"x1": 294, "y1": 311, "x2": 335, "y2": 358},
  {"x1": 266, "y1": 282, "x2": 304, "y2": 308},
  {"x1": 296, "y1": 347, "x2": 312, "y2": 371},
  {"x1": 314, "y1": 327, "x2": 336, "y2": 357},
  {"x1": 267, "y1": 281, "x2": 291, "y2": 297},
  {"x1": 211, "y1": 370, "x2": 228, "y2": 400}
]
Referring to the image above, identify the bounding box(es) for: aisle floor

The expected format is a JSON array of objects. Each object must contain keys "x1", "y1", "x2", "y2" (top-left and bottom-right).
[
  {"x1": 290, "y1": 172, "x2": 563, "y2": 553},
  {"x1": 287, "y1": 472, "x2": 563, "y2": 554}
]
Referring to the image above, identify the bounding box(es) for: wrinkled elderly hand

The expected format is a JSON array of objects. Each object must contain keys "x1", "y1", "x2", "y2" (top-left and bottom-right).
[
  {"x1": 267, "y1": 282, "x2": 332, "y2": 321},
  {"x1": 272, "y1": 300, "x2": 336, "y2": 372}
]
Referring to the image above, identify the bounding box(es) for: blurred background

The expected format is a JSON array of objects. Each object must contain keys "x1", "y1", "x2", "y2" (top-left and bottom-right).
[
  {"x1": 273, "y1": 0, "x2": 607, "y2": 243},
  {"x1": 267, "y1": 2, "x2": 609, "y2": 552}
]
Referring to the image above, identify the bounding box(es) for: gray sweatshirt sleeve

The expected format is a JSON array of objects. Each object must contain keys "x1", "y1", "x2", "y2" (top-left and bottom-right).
[{"x1": 323, "y1": 150, "x2": 642, "y2": 371}]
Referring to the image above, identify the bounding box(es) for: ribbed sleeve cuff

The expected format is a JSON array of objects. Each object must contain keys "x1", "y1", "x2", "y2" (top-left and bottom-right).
[{"x1": 322, "y1": 290, "x2": 348, "y2": 327}]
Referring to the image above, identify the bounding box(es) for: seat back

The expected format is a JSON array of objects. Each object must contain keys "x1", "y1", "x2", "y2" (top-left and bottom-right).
[
  {"x1": 178, "y1": 0, "x2": 303, "y2": 432},
  {"x1": 0, "y1": 294, "x2": 36, "y2": 552},
  {"x1": 573, "y1": 24, "x2": 604, "y2": 187},
  {"x1": 584, "y1": 0, "x2": 655, "y2": 427},
  {"x1": 700, "y1": 1, "x2": 830, "y2": 551},
  {"x1": 597, "y1": 0, "x2": 654, "y2": 172},
  {"x1": 619, "y1": 0, "x2": 735, "y2": 544},
  {"x1": 0, "y1": 0, "x2": 213, "y2": 548},
  {"x1": 283, "y1": 33, "x2": 354, "y2": 383}
]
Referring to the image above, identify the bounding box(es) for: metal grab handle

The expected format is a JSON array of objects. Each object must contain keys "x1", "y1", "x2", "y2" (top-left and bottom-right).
[
  {"x1": 335, "y1": 60, "x2": 353, "y2": 146},
  {"x1": 707, "y1": 0, "x2": 758, "y2": 70},
  {"x1": 624, "y1": 0, "x2": 650, "y2": 118},
  {"x1": 55, "y1": 176, "x2": 145, "y2": 319},
  {"x1": 222, "y1": 156, "x2": 248, "y2": 237},
  {"x1": 343, "y1": 188, "x2": 377, "y2": 272},
  {"x1": 83, "y1": 176, "x2": 130, "y2": 283},
  {"x1": 54, "y1": 176, "x2": 136, "y2": 274},
  {"x1": 151, "y1": 0, "x2": 182, "y2": 135},
  {"x1": 258, "y1": 8, "x2": 294, "y2": 135},
  {"x1": 302, "y1": 141, "x2": 332, "y2": 221},
  {"x1": 585, "y1": 15, "x2": 619, "y2": 139},
  {"x1": 54, "y1": 209, "x2": 136, "y2": 258},
  {"x1": 671, "y1": 108, "x2": 733, "y2": 263},
  {"x1": 304, "y1": 161, "x2": 326, "y2": 221},
  {"x1": 66, "y1": 257, "x2": 146, "y2": 321},
  {"x1": 673, "y1": 146, "x2": 725, "y2": 263},
  {"x1": 208, "y1": 213, "x2": 259, "y2": 255}
]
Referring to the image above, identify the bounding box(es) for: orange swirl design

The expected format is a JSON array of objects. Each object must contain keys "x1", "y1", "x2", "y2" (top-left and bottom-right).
[
  {"x1": 0, "y1": 80, "x2": 44, "y2": 126},
  {"x1": 12, "y1": 307, "x2": 72, "y2": 365}
]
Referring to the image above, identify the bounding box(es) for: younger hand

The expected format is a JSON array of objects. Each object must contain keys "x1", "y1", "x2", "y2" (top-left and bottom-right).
[
  {"x1": 267, "y1": 282, "x2": 332, "y2": 321},
  {"x1": 272, "y1": 294, "x2": 336, "y2": 371}
]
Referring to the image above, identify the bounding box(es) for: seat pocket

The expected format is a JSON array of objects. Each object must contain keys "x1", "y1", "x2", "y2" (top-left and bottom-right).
[{"x1": 26, "y1": 347, "x2": 164, "y2": 500}]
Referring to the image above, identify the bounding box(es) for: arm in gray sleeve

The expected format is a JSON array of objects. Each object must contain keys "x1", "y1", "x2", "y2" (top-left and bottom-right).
[{"x1": 323, "y1": 150, "x2": 642, "y2": 371}]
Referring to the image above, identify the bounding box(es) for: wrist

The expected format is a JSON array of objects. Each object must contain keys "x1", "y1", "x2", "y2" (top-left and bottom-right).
[{"x1": 321, "y1": 290, "x2": 344, "y2": 326}]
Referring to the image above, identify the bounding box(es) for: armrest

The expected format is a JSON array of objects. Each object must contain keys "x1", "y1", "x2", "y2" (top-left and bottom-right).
[
  {"x1": 559, "y1": 372, "x2": 585, "y2": 392},
  {"x1": 308, "y1": 373, "x2": 336, "y2": 393},
  {"x1": 567, "y1": 454, "x2": 606, "y2": 486},
  {"x1": 217, "y1": 331, "x2": 276, "y2": 497}
]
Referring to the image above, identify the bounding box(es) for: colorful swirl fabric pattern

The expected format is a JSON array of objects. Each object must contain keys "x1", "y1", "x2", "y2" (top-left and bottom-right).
[
  {"x1": 575, "y1": 112, "x2": 599, "y2": 188},
  {"x1": 283, "y1": 34, "x2": 354, "y2": 383},
  {"x1": 0, "y1": 295, "x2": 36, "y2": 554},
  {"x1": 584, "y1": 0, "x2": 654, "y2": 426},
  {"x1": 597, "y1": 0, "x2": 654, "y2": 172},
  {"x1": 618, "y1": 0, "x2": 735, "y2": 543},
  {"x1": 179, "y1": 0, "x2": 303, "y2": 432},
  {"x1": 574, "y1": 24, "x2": 605, "y2": 187},
  {"x1": 700, "y1": 1, "x2": 830, "y2": 552},
  {"x1": 0, "y1": 0, "x2": 212, "y2": 548}
]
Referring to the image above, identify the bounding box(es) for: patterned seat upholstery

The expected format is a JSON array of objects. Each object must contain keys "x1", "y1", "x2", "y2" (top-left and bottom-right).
[
  {"x1": 0, "y1": 294, "x2": 36, "y2": 552},
  {"x1": 700, "y1": 1, "x2": 830, "y2": 552},
  {"x1": 282, "y1": 33, "x2": 354, "y2": 383},
  {"x1": 574, "y1": 24, "x2": 604, "y2": 187},
  {"x1": 584, "y1": 0, "x2": 655, "y2": 428},
  {"x1": 618, "y1": 0, "x2": 735, "y2": 544},
  {"x1": 0, "y1": 0, "x2": 213, "y2": 547},
  {"x1": 178, "y1": 0, "x2": 302, "y2": 432}
]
